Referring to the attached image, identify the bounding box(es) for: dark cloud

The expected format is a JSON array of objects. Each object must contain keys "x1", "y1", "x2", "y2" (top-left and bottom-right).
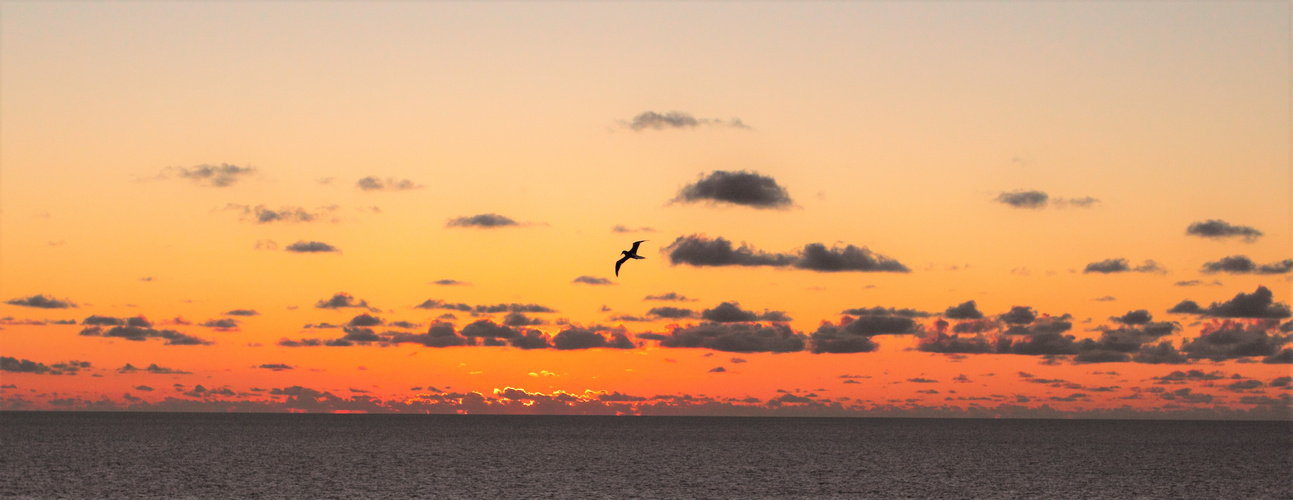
[
  {"x1": 1175, "y1": 280, "x2": 1223, "y2": 287},
  {"x1": 1132, "y1": 342, "x2": 1189, "y2": 364},
  {"x1": 709, "y1": 366, "x2": 727, "y2": 373},
  {"x1": 999, "y1": 306, "x2": 1037, "y2": 325},
  {"x1": 572, "y1": 276, "x2": 614, "y2": 285},
  {"x1": 446, "y1": 213, "x2": 519, "y2": 228},
  {"x1": 315, "y1": 293, "x2": 379, "y2": 312},
  {"x1": 459, "y1": 319, "x2": 520, "y2": 340},
  {"x1": 118, "y1": 363, "x2": 190, "y2": 374},
  {"x1": 285, "y1": 241, "x2": 340, "y2": 253},
  {"x1": 2, "y1": 357, "x2": 90, "y2": 375},
  {"x1": 810, "y1": 323, "x2": 879, "y2": 354},
  {"x1": 996, "y1": 332, "x2": 1079, "y2": 356},
  {"x1": 224, "y1": 204, "x2": 336, "y2": 224},
  {"x1": 552, "y1": 327, "x2": 635, "y2": 350},
  {"x1": 347, "y1": 314, "x2": 384, "y2": 327},
  {"x1": 995, "y1": 190, "x2": 1048, "y2": 209},
  {"x1": 644, "y1": 292, "x2": 695, "y2": 302},
  {"x1": 1264, "y1": 349, "x2": 1293, "y2": 364},
  {"x1": 503, "y1": 312, "x2": 545, "y2": 327},
  {"x1": 836, "y1": 315, "x2": 919, "y2": 336},
  {"x1": 258, "y1": 364, "x2": 293, "y2": 371},
  {"x1": 432, "y1": 280, "x2": 469, "y2": 286},
  {"x1": 1112, "y1": 310, "x2": 1153, "y2": 325},
  {"x1": 660, "y1": 323, "x2": 806, "y2": 353},
  {"x1": 224, "y1": 309, "x2": 258, "y2": 316},
  {"x1": 277, "y1": 338, "x2": 327, "y2": 347},
  {"x1": 168, "y1": 163, "x2": 256, "y2": 187},
  {"x1": 672, "y1": 170, "x2": 793, "y2": 209},
  {"x1": 612, "y1": 225, "x2": 656, "y2": 234},
  {"x1": 664, "y1": 235, "x2": 796, "y2": 268},
  {"x1": 843, "y1": 307, "x2": 929, "y2": 318},
  {"x1": 5, "y1": 295, "x2": 76, "y2": 309},
  {"x1": 648, "y1": 307, "x2": 695, "y2": 319},
  {"x1": 1186, "y1": 220, "x2": 1263, "y2": 242},
  {"x1": 1180, "y1": 321, "x2": 1290, "y2": 361},
  {"x1": 199, "y1": 318, "x2": 239, "y2": 330},
  {"x1": 79, "y1": 326, "x2": 211, "y2": 346},
  {"x1": 1083, "y1": 258, "x2": 1166, "y2": 274},
  {"x1": 1152, "y1": 370, "x2": 1227, "y2": 383},
  {"x1": 356, "y1": 176, "x2": 422, "y2": 191},
  {"x1": 1175, "y1": 286, "x2": 1292, "y2": 319},
  {"x1": 83, "y1": 315, "x2": 124, "y2": 326},
  {"x1": 1074, "y1": 322, "x2": 1181, "y2": 363},
  {"x1": 414, "y1": 299, "x2": 555, "y2": 314},
  {"x1": 795, "y1": 244, "x2": 909, "y2": 273},
  {"x1": 701, "y1": 302, "x2": 789, "y2": 323},
  {"x1": 625, "y1": 111, "x2": 750, "y2": 131},
  {"x1": 943, "y1": 301, "x2": 984, "y2": 320},
  {"x1": 508, "y1": 330, "x2": 551, "y2": 350},
  {"x1": 917, "y1": 332, "x2": 994, "y2": 354},
  {"x1": 1201, "y1": 255, "x2": 1293, "y2": 275},
  {"x1": 387, "y1": 323, "x2": 470, "y2": 348}
]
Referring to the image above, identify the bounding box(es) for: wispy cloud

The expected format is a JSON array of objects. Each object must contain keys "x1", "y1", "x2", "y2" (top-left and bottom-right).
[{"x1": 622, "y1": 111, "x2": 751, "y2": 131}]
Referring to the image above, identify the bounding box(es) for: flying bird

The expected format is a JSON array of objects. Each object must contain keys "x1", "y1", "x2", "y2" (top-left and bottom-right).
[{"x1": 616, "y1": 240, "x2": 647, "y2": 277}]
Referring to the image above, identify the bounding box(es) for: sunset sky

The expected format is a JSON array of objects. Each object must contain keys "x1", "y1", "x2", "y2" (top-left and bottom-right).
[{"x1": 2, "y1": 2, "x2": 1290, "y2": 418}]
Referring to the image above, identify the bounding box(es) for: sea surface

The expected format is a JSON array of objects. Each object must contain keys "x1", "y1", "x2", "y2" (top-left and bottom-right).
[{"x1": 1, "y1": 412, "x2": 1290, "y2": 499}]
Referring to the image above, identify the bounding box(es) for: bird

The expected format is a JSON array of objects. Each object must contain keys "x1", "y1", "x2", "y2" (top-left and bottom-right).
[{"x1": 615, "y1": 240, "x2": 647, "y2": 276}]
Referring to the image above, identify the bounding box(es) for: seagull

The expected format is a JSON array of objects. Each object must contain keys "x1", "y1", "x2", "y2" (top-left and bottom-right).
[{"x1": 615, "y1": 240, "x2": 647, "y2": 277}]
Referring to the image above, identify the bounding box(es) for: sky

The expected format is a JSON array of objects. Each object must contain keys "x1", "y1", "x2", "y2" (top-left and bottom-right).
[{"x1": 1, "y1": 2, "x2": 1290, "y2": 419}]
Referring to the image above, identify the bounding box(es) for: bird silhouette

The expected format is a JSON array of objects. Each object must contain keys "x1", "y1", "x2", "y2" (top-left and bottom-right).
[{"x1": 615, "y1": 240, "x2": 646, "y2": 276}]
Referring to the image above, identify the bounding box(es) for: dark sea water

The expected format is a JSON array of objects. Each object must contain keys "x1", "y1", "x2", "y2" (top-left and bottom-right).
[{"x1": 1, "y1": 412, "x2": 1289, "y2": 499}]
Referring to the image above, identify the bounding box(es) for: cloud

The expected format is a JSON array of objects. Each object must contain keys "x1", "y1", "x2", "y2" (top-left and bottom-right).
[
  {"x1": 700, "y1": 302, "x2": 789, "y2": 323},
  {"x1": 644, "y1": 292, "x2": 695, "y2": 302},
  {"x1": 165, "y1": 163, "x2": 256, "y2": 187},
  {"x1": 446, "y1": 213, "x2": 520, "y2": 228},
  {"x1": 459, "y1": 319, "x2": 521, "y2": 340},
  {"x1": 916, "y1": 331, "x2": 994, "y2": 354},
  {"x1": 1265, "y1": 349, "x2": 1293, "y2": 364},
  {"x1": 224, "y1": 309, "x2": 258, "y2": 317},
  {"x1": 432, "y1": 280, "x2": 469, "y2": 286},
  {"x1": 79, "y1": 326, "x2": 212, "y2": 346},
  {"x1": 346, "y1": 314, "x2": 384, "y2": 327},
  {"x1": 1186, "y1": 220, "x2": 1263, "y2": 242},
  {"x1": 552, "y1": 327, "x2": 635, "y2": 350},
  {"x1": 995, "y1": 190, "x2": 1048, "y2": 209},
  {"x1": 2, "y1": 357, "x2": 90, "y2": 375},
  {"x1": 672, "y1": 170, "x2": 793, "y2": 209},
  {"x1": 659, "y1": 323, "x2": 806, "y2": 353},
  {"x1": 199, "y1": 318, "x2": 239, "y2": 330},
  {"x1": 999, "y1": 306, "x2": 1037, "y2": 325},
  {"x1": 224, "y1": 204, "x2": 337, "y2": 224},
  {"x1": 943, "y1": 301, "x2": 984, "y2": 320},
  {"x1": 810, "y1": 323, "x2": 879, "y2": 354},
  {"x1": 258, "y1": 364, "x2": 293, "y2": 371},
  {"x1": 356, "y1": 176, "x2": 422, "y2": 191},
  {"x1": 386, "y1": 322, "x2": 471, "y2": 347},
  {"x1": 572, "y1": 276, "x2": 614, "y2": 286},
  {"x1": 414, "y1": 299, "x2": 555, "y2": 314},
  {"x1": 1174, "y1": 286, "x2": 1292, "y2": 319},
  {"x1": 664, "y1": 235, "x2": 796, "y2": 267},
  {"x1": 118, "y1": 363, "x2": 190, "y2": 374},
  {"x1": 663, "y1": 235, "x2": 907, "y2": 273},
  {"x1": 647, "y1": 306, "x2": 695, "y2": 319},
  {"x1": 1112, "y1": 310, "x2": 1153, "y2": 325},
  {"x1": 624, "y1": 111, "x2": 750, "y2": 131},
  {"x1": 1175, "y1": 280, "x2": 1223, "y2": 287},
  {"x1": 503, "y1": 312, "x2": 545, "y2": 327},
  {"x1": 1180, "y1": 321, "x2": 1291, "y2": 362},
  {"x1": 1056, "y1": 197, "x2": 1100, "y2": 208},
  {"x1": 1073, "y1": 322, "x2": 1181, "y2": 363},
  {"x1": 843, "y1": 307, "x2": 929, "y2": 318},
  {"x1": 285, "y1": 241, "x2": 340, "y2": 253},
  {"x1": 794, "y1": 244, "x2": 909, "y2": 273},
  {"x1": 1082, "y1": 258, "x2": 1166, "y2": 274},
  {"x1": 612, "y1": 225, "x2": 656, "y2": 234},
  {"x1": 82, "y1": 315, "x2": 124, "y2": 326},
  {"x1": 315, "y1": 293, "x2": 379, "y2": 312},
  {"x1": 1201, "y1": 255, "x2": 1293, "y2": 275},
  {"x1": 5, "y1": 294, "x2": 76, "y2": 309}
]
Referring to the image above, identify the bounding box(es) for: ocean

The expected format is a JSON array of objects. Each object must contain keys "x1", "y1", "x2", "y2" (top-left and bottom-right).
[{"x1": 2, "y1": 412, "x2": 1289, "y2": 499}]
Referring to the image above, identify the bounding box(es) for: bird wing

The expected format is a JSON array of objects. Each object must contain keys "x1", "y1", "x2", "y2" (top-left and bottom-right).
[
  {"x1": 629, "y1": 240, "x2": 646, "y2": 254},
  {"x1": 615, "y1": 255, "x2": 630, "y2": 276}
]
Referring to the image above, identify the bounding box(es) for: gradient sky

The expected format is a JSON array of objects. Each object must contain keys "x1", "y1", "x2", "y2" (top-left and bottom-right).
[{"x1": 2, "y1": 2, "x2": 1290, "y2": 418}]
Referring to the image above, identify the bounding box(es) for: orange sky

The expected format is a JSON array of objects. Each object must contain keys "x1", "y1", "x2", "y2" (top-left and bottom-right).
[{"x1": 1, "y1": 2, "x2": 1290, "y2": 418}]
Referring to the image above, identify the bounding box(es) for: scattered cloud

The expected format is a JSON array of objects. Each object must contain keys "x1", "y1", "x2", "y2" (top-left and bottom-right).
[
  {"x1": 118, "y1": 363, "x2": 190, "y2": 375},
  {"x1": 572, "y1": 276, "x2": 614, "y2": 286},
  {"x1": 671, "y1": 170, "x2": 793, "y2": 209},
  {"x1": 446, "y1": 213, "x2": 521, "y2": 228},
  {"x1": 1082, "y1": 258, "x2": 1166, "y2": 274},
  {"x1": 224, "y1": 309, "x2": 258, "y2": 317},
  {"x1": 79, "y1": 326, "x2": 212, "y2": 346},
  {"x1": 644, "y1": 292, "x2": 695, "y2": 302},
  {"x1": 1175, "y1": 280, "x2": 1223, "y2": 287},
  {"x1": 623, "y1": 111, "x2": 750, "y2": 131},
  {"x1": 224, "y1": 204, "x2": 338, "y2": 224},
  {"x1": 2, "y1": 357, "x2": 90, "y2": 375},
  {"x1": 432, "y1": 280, "x2": 469, "y2": 286},
  {"x1": 356, "y1": 176, "x2": 423, "y2": 191},
  {"x1": 314, "y1": 293, "x2": 380, "y2": 312},
  {"x1": 258, "y1": 364, "x2": 294, "y2": 371},
  {"x1": 664, "y1": 235, "x2": 796, "y2": 267},
  {"x1": 995, "y1": 190, "x2": 1048, "y2": 209},
  {"x1": 943, "y1": 301, "x2": 984, "y2": 320},
  {"x1": 795, "y1": 244, "x2": 909, "y2": 273},
  {"x1": 4, "y1": 294, "x2": 76, "y2": 309},
  {"x1": 701, "y1": 302, "x2": 789, "y2": 323},
  {"x1": 1180, "y1": 321, "x2": 1290, "y2": 362},
  {"x1": 285, "y1": 241, "x2": 340, "y2": 253},
  {"x1": 659, "y1": 323, "x2": 807, "y2": 353},
  {"x1": 552, "y1": 327, "x2": 635, "y2": 350},
  {"x1": 612, "y1": 225, "x2": 656, "y2": 234},
  {"x1": 647, "y1": 306, "x2": 695, "y2": 319},
  {"x1": 162, "y1": 163, "x2": 256, "y2": 187},
  {"x1": 1170, "y1": 286, "x2": 1291, "y2": 319},
  {"x1": 414, "y1": 299, "x2": 555, "y2": 314},
  {"x1": 1201, "y1": 255, "x2": 1293, "y2": 275},
  {"x1": 1186, "y1": 220, "x2": 1263, "y2": 242}
]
